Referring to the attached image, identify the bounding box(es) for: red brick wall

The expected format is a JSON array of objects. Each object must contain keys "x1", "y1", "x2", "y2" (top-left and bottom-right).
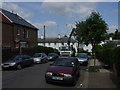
[
  {"x1": 2, "y1": 23, "x2": 14, "y2": 47},
  {"x1": 13, "y1": 24, "x2": 38, "y2": 47},
  {"x1": 2, "y1": 12, "x2": 38, "y2": 48}
]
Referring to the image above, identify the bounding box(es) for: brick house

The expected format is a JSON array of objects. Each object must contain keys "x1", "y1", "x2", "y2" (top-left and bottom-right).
[{"x1": 0, "y1": 9, "x2": 38, "y2": 48}]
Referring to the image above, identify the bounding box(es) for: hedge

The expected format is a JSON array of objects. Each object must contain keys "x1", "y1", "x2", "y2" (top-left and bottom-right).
[
  {"x1": 2, "y1": 46, "x2": 60, "y2": 62},
  {"x1": 33, "y1": 46, "x2": 60, "y2": 55},
  {"x1": 114, "y1": 47, "x2": 120, "y2": 76},
  {"x1": 95, "y1": 45, "x2": 120, "y2": 76}
]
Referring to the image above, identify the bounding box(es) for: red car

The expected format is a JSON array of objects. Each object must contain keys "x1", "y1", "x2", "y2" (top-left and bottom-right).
[{"x1": 45, "y1": 57, "x2": 80, "y2": 85}]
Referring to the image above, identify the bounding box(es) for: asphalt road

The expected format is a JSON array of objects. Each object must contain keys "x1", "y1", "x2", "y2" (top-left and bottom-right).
[{"x1": 2, "y1": 60, "x2": 87, "y2": 88}]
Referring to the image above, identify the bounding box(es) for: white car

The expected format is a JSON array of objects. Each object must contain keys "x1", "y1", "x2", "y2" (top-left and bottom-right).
[{"x1": 32, "y1": 53, "x2": 48, "y2": 64}]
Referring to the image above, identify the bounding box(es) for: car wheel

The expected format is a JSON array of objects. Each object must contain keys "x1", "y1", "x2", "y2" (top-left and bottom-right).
[
  {"x1": 71, "y1": 77, "x2": 77, "y2": 86},
  {"x1": 46, "y1": 60, "x2": 48, "y2": 63},
  {"x1": 17, "y1": 64, "x2": 22, "y2": 70},
  {"x1": 77, "y1": 72, "x2": 80, "y2": 77},
  {"x1": 46, "y1": 79, "x2": 50, "y2": 84}
]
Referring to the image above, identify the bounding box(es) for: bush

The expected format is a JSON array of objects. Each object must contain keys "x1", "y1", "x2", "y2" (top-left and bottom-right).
[
  {"x1": 114, "y1": 47, "x2": 120, "y2": 76},
  {"x1": 95, "y1": 44, "x2": 120, "y2": 76},
  {"x1": 33, "y1": 46, "x2": 59, "y2": 55}
]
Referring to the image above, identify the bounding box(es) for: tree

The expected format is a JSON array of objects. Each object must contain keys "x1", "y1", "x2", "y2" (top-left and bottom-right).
[
  {"x1": 114, "y1": 29, "x2": 120, "y2": 39},
  {"x1": 74, "y1": 11, "x2": 108, "y2": 56}
]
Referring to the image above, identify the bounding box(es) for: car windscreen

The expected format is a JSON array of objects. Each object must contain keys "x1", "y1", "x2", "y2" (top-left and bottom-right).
[
  {"x1": 9, "y1": 56, "x2": 22, "y2": 61},
  {"x1": 78, "y1": 53, "x2": 87, "y2": 58},
  {"x1": 48, "y1": 53, "x2": 54, "y2": 56},
  {"x1": 60, "y1": 46, "x2": 71, "y2": 51},
  {"x1": 53, "y1": 59, "x2": 75, "y2": 67},
  {"x1": 33, "y1": 54, "x2": 41, "y2": 57}
]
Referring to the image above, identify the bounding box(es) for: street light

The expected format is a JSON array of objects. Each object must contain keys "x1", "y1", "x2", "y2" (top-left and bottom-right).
[
  {"x1": 58, "y1": 34, "x2": 61, "y2": 50},
  {"x1": 43, "y1": 25, "x2": 45, "y2": 47},
  {"x1": 40, "y1": 34, "x2": 44, "y2": 46}
]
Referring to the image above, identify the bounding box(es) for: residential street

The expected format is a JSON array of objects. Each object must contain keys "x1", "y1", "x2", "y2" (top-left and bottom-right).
[
  {"x1": 2, "y1": 60, "x2": 86, "y2": 88},
  {"x1": 2, "y1": 58, "x2": 119, "y2": 88},
  {"x1": 87, "y1": 59, "x2": 118, "y2": 88}
]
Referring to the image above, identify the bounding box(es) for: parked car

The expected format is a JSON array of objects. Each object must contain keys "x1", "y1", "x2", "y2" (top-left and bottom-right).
[
  {"x1": 45, "y1": 57, "x2": 80, "y2": 85},
  {"x1": 1, "y1": 55, "x2": 34, "y2": 70},
  {"x1": 47, "y1": 53, "x2": 59, "y2": 61},
  {"x1": 76, "y1": 53, "x2": 89, "y2": 66},
  {"x1": 32, "y1": 53, "x2": 48, "y2": 63}
]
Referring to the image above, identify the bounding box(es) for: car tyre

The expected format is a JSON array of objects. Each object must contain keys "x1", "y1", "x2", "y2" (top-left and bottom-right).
[
  {"x1": 71, "y1": 77, "x2": 77, "y2": 86},
  {"x1": 17, "y1": 64, "x2": 22, "y2": 70},
  {"x1": 46, "y1": 79, "x2": 50, "y2": 84}
]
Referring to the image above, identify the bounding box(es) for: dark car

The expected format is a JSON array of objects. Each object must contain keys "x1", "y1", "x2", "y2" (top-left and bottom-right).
[
  {"x1": 45, "y1": 57, "x2": 80, "y2": 85},
  {"x1": 2, "y1": 55, "x2": 34, "y2": 70},
  {"x1": 76, "y1": 53, "x2": 89, "y2": 66},
  {"x1": 32, "y1": 53, "x2": 48, "y2": 63},
  {"x1": 47, "y1": 53, "x2": 59, "y2": 61}
]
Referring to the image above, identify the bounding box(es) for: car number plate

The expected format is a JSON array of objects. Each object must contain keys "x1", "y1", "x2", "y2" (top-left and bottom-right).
[
  {"x1": 52, "y1": 76, "x2": 63, "y2": 80},
  {"x1": 3, "y1": 65, "x2": 9, "y2": 68}
]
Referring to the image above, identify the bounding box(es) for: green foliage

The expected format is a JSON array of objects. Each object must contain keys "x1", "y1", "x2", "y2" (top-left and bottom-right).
[
  {"x1": 95, "y1": 45, "x2": 120, "y2": 76},
  {"x1": 33, "y1": 46, "x2": 59, "y2": 55},
  {"x1": 86, "y1": 68, "x2": 99, "y2": 72},
  {"x1": 74, "y1": 11, "x2": 108, "y2": 54},
  {"x1": 102, "y1": 42, "x2": 117, "y2": 49},
  {"x1": 114, "y1": 47, "x2": 120, "y2": 75},
  {"x1": 105, "y1": 29, "x2": 120, "y2": 40},
  {"x1": 75, "y1": 11, "x2": 108, "y2": 45}
]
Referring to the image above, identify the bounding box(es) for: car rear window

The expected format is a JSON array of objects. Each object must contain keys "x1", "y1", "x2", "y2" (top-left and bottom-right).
[{"x1": 53, "y1": 58, "x2": 75, "y2": 67}]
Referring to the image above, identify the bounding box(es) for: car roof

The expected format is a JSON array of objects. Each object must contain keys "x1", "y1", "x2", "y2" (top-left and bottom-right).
[
  {"x1": 56, "y1": 57, "x2": 76, "y2": 61},
  {"x1": 78, "y1": 53, "x2": 88, "y2": 55}
]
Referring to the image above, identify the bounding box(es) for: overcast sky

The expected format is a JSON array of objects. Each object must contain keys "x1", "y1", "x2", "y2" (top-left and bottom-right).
[{"x1": 1, "y1": 0, "x2": 119, "y2": 38}]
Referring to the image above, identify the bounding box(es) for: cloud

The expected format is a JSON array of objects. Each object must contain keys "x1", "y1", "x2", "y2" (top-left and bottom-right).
[
  {"x1": 34, "y1": 21, "x2": 57, "y2": 30},
  {"x1": 2, "y1": 2, "x2": 34, "y2": 18},
  {"x1": 66, "y1": 24, "x2": 76, "y2": 28},
  {"x1": 108, "y1": 26, "x2": 118, "y2": 33},
  {"x1": 42, "y1": 0, "x2": 119, "y2": 2},
  {"x1": 41, "y1": 2, "x2": 97, "y2": 19},
  {"x1": 33, "y1": 21, "x2": 57, "y2": 38}
]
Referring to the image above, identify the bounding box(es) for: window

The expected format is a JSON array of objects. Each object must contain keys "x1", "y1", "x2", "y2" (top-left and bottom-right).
[
  {"x1": 26, "y1": 30, "x2": 29, "y2": 38},
  {"x1": 20, "y1": 42, "x2": 28, "y2": 48},
  {"x1": 17, "y1": 29, "x2": 20, "y2": 35},
  {"x1": 23, "y1": 29, "x2": 26, "y2": 38},
  {"x1": 23, "y1": 30, "x2": 28, "y2": 38}
]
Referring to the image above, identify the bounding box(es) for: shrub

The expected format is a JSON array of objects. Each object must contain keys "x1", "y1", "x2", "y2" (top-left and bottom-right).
[
  {"x1": 114, "y1": 47, "x2": 120, "y2": 76},
  {"x1": 33, "y1": 46, "x2": 59, "y2": 55},
  {"x1": 95, "y1": 44, "x2": 120, "y2": 76}
]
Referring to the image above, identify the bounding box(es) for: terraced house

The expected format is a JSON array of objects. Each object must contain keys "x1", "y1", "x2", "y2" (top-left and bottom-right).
[{"x1": 0, "y1": 9, "x2": 38, "y2": 48}]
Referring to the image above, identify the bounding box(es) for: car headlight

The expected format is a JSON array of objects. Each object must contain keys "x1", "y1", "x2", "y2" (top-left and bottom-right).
[
  {"x1": 10, "y1": 62, "x2": 16, "y2": 66},
  {"x1": 46, "y1": 72, "x2": 52, "y2": 76},
  {"x1": 49, "y1": 57, "x2": 53, "y2": 59},
  {"x1": 34, "y1": 58, "x2": 40, "y2": 61},
  {"x1": 64, "y1": 74, "x2": 72, "y2": 77}
]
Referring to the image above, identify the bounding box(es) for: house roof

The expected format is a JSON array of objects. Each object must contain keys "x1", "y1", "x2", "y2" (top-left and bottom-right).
[
  {"x1": 105, "y1": 40, "x2": 120, "y2": 45},
  {"x1": 38, "y1": 37, "x2": 76, "y2": 43},
  {"x1": 1, "y1": 9, "x2": 38, "y2": 30}
]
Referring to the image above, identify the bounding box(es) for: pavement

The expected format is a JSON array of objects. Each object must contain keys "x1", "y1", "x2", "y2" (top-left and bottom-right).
[{"x1": 81, "y1": 58, "x2": 119, "y2": 88}]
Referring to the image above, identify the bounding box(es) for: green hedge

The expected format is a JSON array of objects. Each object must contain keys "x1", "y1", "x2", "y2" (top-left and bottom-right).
[
  {"x1": 95, "y1": 45, "x2": 120, "y2": 76},
  {"x1": 114, "y1": 47, "x2": 120, "y2": 76},
  {"x1": 33, "y1": 46, "x2": 60, "y2": 55}
]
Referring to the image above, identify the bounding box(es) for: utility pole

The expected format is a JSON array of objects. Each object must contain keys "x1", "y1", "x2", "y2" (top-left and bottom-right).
[{"x1": 44, "y1": 25, "x2": 45, "y2": 47}]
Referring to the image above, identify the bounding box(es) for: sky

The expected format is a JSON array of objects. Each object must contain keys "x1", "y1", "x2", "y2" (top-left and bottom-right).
[{"x1": 1, "y1": 0, "x2": 119, "y2": 38}]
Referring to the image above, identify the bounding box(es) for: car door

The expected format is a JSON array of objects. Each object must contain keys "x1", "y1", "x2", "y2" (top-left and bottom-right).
[{"x1": 25, "y1": 55, "x2": 33, "y2": 66}]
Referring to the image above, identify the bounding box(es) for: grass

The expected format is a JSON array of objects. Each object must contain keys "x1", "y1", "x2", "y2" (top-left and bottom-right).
[{"x1": 85, "y1": 68, "x2": 99, "y2": 72}]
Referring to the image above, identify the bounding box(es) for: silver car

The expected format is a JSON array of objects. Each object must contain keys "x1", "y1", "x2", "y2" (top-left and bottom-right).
[{"x1": 32, "y1": 53, "x2": 48, "y2": 64}]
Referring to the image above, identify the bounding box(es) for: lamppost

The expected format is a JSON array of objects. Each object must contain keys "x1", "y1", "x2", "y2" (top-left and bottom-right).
[
  {"x1": 41, "y1": 34, "x2": 44, "y2": 46},
  {"x1": 43, "y1": 25, "x2": 45, "y2": 47},
  {"x1": 58, "y1": 34, "x2": 61, "y2": 50}
]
